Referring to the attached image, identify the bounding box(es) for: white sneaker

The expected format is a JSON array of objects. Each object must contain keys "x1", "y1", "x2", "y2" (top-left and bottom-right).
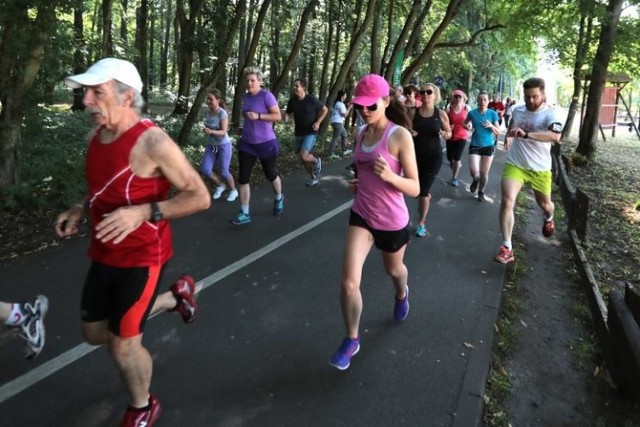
[
  {"x1": 20, "y1": 295, "x2": 48, "y2": 359},
  {"x1": 343, "y1": 149, "x2": 353, "y2": 156},
  {"x1": 212, "y1": 185, "x2": 226, "y2": 200},
  {"x1": 226, "y1": 189, "x2": 239, "y2": 202}
]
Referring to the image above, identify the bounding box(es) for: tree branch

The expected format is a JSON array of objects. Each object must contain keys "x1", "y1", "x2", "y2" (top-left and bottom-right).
[{"x1": 434, "y1": 24, "x2": 505, "y2": 48}]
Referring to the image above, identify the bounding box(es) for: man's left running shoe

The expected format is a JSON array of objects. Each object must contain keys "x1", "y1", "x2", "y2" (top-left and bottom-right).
[
  {"x1": 169, "y1": 275, "x2": 197, "y2": 323},
  {"x1": 121, "y1": 394, "x2": 162, "y2": 427}
]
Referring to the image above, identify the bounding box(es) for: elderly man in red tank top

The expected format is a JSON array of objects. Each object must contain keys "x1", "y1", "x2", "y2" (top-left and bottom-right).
[{"x1": 57, "y1": 58, "x2": 210, "y2": 427}]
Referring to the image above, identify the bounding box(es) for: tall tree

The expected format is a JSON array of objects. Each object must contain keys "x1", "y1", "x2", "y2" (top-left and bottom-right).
[
  {"x1": 271, "y1": 0, "x2": 319, "y2": 97},
  {"x1": 173, "y1": 0, "x2": 205, "y2": 115},
  {"x1": 562, "y1": 0, "x2": 595, "y2": 140},
  {"x1": 0, "y1": 1, "x2": 58, "y2": 187},
  {"x1": 402, "y1": 0, "x2": 466, "y2": 82},
  {"x1": 176, "y1": 0, "x2": 246, "y2": 145},
  {"x1": 230, "y1": 0, "x2": 272, "y2": 129},
  {"x1": 101, "y1": 0, "x2": 115, "y2": 56},
  {"x1": 135, "y1": 0, "x2": 149, "y2": 106},
  {"x1": 577, "y1": 0, "x2": 625, "y2": 159},
  {"x1": 71, "y1": 5, "x2": 86, "y2": 111}
]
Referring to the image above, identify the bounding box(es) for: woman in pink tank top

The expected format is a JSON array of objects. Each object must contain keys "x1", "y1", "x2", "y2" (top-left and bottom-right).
[{"x1": 329, "y1": 74, "x2": 420, "y2": 371}]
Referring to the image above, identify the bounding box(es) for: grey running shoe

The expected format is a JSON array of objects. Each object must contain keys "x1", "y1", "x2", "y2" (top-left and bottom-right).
[
  {"x1": 20, "y1": 295, "x2": 48, "y2": 359},
  {"x1": 314, "y1": 158, "x2": 322, "y2": 176}
]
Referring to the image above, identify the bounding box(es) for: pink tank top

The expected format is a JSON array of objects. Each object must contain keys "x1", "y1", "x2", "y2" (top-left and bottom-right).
[
  {"x1": 351, "y1": 122, "x2": 409, "y2": 231},
  {"x1": 85, "y1": 119, "x2": 173, "y2": 267},
  {"x1": 448, "y1": 106, "x2": 469, "y2": 141}
]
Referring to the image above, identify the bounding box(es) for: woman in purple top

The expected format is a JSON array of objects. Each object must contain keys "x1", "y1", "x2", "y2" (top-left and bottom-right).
[
  {"x1": 231, "y1": 67, "x2": 284, "y2": 225},
  {"x1": 329, "y1": 74, "x2": 419, "y2": 371}
]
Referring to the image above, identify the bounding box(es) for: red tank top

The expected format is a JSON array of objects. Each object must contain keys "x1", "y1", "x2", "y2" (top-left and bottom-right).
[{"x1": 85, "y1": 119, "x2": 173, "y2": 267}]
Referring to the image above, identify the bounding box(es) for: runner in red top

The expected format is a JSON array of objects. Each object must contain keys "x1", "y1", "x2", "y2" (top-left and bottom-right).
[{"x1": 57, "y1": 58, "x2": 210, "y2": 427}]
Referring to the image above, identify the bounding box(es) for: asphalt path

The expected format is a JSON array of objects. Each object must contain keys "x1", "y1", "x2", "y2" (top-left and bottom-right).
[{"x1": 0, "y1": 142, "x2": 508, "y2": 427}]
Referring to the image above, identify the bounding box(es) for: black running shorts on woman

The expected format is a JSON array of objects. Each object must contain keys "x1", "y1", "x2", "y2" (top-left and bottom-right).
[
  {"x1": 348, "y1": 210, "x2": 410, "y2": 253},
  {"x1": 81, "y1": 261, "x2": 166, "y2": 338}
]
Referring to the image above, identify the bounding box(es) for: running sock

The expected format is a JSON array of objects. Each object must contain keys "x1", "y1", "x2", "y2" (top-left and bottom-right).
[
  {"x1": 4, "y1": 303, "x2": 25, "y2": 326},
  {"x1": 544, "y1": 214, "x2": 554, "y2": 222},
  {"x1": 274, "y1": 194, "x2": 283, "y2": 201},
  {"x1": 241, "y1": 205, "x2": 249, "y2": 215},
  {"x1": 502, "y1": 241, "x2": 512, "y2": 250}
]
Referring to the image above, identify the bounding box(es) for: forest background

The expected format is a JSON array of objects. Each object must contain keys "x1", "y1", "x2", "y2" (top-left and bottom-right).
[
  {"x1": 1, "y1": 1, "x2": 640, "y2": 424},
  {"x1": 1, "y1": 0, "x2": 639, "y2": 206}
]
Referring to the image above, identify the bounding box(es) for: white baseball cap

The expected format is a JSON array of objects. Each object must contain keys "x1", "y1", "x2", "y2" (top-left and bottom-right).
[{"x1": 64, "y1": 58, "x2": 143, "y2": 93}]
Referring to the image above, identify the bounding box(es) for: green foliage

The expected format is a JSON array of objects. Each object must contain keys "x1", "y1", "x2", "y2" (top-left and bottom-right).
[{"x1": 1, "y1": 105, "x2": 91, "y2": 211}]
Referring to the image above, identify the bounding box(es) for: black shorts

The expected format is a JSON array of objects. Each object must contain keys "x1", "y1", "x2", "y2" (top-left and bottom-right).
[
  {"x1": 81, "y1": 261, "x2": 166, "y2": 338},
  {"x1": 468, "y1": 145, "x2": 496, "y2": 157},
  {"x1": 348, "y1": 210, "x2": 410, "y2": 253},
  {"x1": 238, "y1": 147, "x2": 279, "y2": 184},
  {"x1": 446, "y1": 139, "x2": 467, "y2": 162}
]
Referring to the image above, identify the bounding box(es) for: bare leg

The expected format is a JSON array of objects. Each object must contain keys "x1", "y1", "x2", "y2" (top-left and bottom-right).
[
  {"x1": 417, "y1": 194, "x2": 431, "y2": 225},
  {"x1": 109, "y1": 334, "x2": 153, "y2": 408},
  {"x1": 382, "y1": 245, "x2": 409, "y2": 299},
  {"x1": 340, "y1": 226, "x2": 374, "y2": 339},
  {"x1": 499, "y1": 178, "x2": 523, "y2": 243}
]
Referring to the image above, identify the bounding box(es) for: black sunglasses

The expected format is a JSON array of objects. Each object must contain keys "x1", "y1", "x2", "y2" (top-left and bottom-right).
[
  {"x1": 354, "y1": 103, "x2": 379, "y2": 111},
  {"x1": 453, "y1": 95, "x2": 462, "y2": 98},
  {"x1": 419, "y1": 89, "x2": 434, "y2": 95}
]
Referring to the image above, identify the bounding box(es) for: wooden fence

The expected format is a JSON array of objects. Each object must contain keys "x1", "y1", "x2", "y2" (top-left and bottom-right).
[{"x1": 551, "y1": 145, "x2": 640, "y2": 401}]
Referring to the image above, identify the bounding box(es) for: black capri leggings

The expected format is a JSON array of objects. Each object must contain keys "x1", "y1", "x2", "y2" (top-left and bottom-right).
[{"x1": 238, "y1": 150, "x2": 279, "y2": 185}]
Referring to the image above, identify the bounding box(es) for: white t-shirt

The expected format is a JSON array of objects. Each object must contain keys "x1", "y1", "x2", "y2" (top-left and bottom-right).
[
  {"x1": 330, "y1": 101, "x2": 347, "y2": 124},
  {"x1": 506, "y1": 104, "x2": 563, "y2": 171}
]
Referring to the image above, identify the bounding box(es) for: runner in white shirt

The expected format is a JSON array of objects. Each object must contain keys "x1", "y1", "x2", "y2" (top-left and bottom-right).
[{"x1": 495, "y1": 77, "x2": 564, "y2": 264}]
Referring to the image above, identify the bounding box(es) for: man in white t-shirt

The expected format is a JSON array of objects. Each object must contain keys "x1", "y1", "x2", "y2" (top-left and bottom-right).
[{"x1": 494, "y1": 77, "x2": 564, "y2": 264}]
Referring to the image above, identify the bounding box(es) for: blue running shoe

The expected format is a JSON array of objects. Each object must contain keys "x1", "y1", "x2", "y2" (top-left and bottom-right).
[
  {"x1": 416, "y1": 223, "x2": 427, "y2": 237},
  {"x1": 314, "y1": 158, "x2": 322, "y2": 176},
  {"x1": 394, "y1": 286, "x2": 409, "y2": 321},
  {"x1": 451, "y1": 178, "x2": 459, "y2": 187},
  {"x1": 330, "y1": 337, "x2": 360, "y2": 370},
  {"x1": 231, "y1": 211, "x2": 252, "y2": 225},
  {"x1": 273, "y1": 195, "x2": 284, "y2": 216}
]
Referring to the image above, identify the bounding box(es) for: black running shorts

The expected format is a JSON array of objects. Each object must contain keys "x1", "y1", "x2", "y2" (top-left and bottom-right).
[
  {"x1": 348, "y1": 210, "x2": 410, "y2": 253},
  {"x1": 81, "y1": 261, "x2": 166, "y2": 338}
]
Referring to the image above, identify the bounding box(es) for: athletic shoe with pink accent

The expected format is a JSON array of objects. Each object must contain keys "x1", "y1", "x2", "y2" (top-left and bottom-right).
[
  {"x1": 542, "y1": 218, "x2": 555, "y2": 237},
  {"x1": 169, "y1": 274, "x2": 197, "y2": 323},
  {"x1": 120, "y1": 394, "x2": 162, "y2": 427}
]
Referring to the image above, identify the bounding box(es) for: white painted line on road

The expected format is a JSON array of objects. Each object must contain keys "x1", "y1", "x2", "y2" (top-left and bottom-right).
[{"x1": 0, "y1": 200, "x2": 352, "y2": 405}]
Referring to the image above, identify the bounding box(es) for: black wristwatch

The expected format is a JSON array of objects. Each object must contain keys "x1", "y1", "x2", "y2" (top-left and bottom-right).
[
  {"x1": 524, "y1": 131, "x2": 529, "y2": 139},
  {"x1": 150, "y1": 201, "x2": 163, "y2": 223}
]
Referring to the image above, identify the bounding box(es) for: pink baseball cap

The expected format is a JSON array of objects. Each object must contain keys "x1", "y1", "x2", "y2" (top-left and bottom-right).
[
  {"x1": 352, "y1": 74, "x2": 391, "y2": 106},
  {"x1": 452, "y1": 89, "x2": 466, "y2": 98}
]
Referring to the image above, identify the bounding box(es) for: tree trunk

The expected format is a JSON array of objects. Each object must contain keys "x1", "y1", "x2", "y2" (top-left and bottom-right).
[
  {"x1": 402, "y1": 0, "x2": 464, "y2": 83},
  {"x1": 0, "y1": 3, "x2": 56, "y2": 188},
  {"x1": 320, "y1": 0, "x2": 378, "y2": 135},
  {"x1": 135, "y1": 0, "x2": 149, "y2": 109},
  {"x1": 101, "y1": 0, "x2": 114, "y2": 57},
  {"x1": 120, "y1": 0, "x2": 129, "y2": 43},
  {"x1": 160, "y1": 0, "x2": 172, "y2": 87},
  {"x1": 172, "y1": 0, "x2": 205, "y2": 115},
  {"x1": 271, "y1": 0, "x2": 318, "y2": 97},
  {"x1": 318, "y1": 0, "x2": 335, "y2": 101},
  {"x1": 577, "y1": 0, "x2": 624, "y2": 159},
  {"x1": 231, "y1": 0, "x2": 272, "y2": 129},
  {"x1": 71, "y1": 6, "x2": 86, "y2": 111},
  {"x1": 176, "y1": 0, "x2": 246, "y2": 146},
  {"x1": 383, "y1": 0, "x2": 423, "y2": 81},
  {"x1": 562, "y1": 0, "x2": 594, "y2": 140}
]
